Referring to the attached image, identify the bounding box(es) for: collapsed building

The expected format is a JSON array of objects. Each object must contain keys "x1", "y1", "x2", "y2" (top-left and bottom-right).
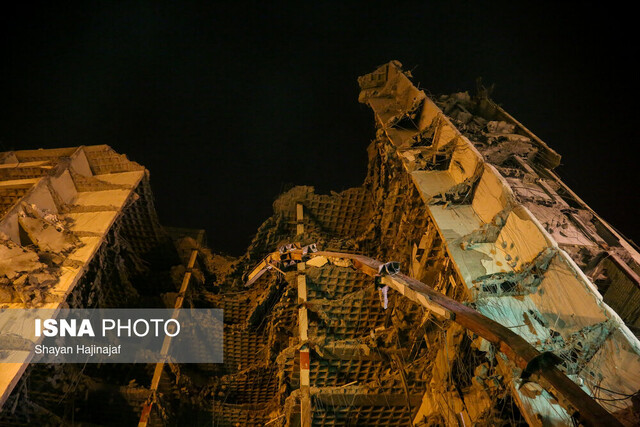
[
  {"x1": 0, "y1": 146, "x2": 177, "y2": 424},
  {"x1": 0, "y1": 61, "x2": 639, "y2": 426}
]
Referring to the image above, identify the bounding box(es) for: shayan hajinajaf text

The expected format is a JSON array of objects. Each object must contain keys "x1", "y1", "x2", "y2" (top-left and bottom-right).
[{"x1": 34, "y1": 344, "x2": 122, "y2": 357}]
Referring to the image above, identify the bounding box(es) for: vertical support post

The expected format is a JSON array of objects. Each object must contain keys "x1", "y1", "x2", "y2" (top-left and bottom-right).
[
  {"x1": 139, "y1": 247, "x2": 199, "y2": 427},
  {"x1": 296, "y1": 203, "x2": 305, "y2": 235},
  {"x1": 297, "y1": 261, "x2": 311, "y2": 427}
]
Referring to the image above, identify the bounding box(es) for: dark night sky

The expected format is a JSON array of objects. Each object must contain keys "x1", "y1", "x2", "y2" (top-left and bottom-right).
[{"x1": 1, "y1": 3, "x2": 638, "y2": 255}]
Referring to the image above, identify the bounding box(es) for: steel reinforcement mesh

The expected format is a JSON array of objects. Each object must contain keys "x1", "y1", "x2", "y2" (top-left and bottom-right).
[{"x1": 311, "y1": 403, "x2": 415, "y2": 427}]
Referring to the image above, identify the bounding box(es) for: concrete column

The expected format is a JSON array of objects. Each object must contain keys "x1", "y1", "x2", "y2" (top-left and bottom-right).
[
  {"x1": 297, "y1": 261, "x2": 311, "y2": 427},
  {"x1": 296, "y1": 202, "x2": 305, "y2": 235}
]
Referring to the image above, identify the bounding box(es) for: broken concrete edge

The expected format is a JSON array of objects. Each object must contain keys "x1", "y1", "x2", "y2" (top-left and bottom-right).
[
  {"x1": 483, "y1": 97, "x2": 562, "y2": 169},
  {"x1": 359, "y1": 61, "x2": 561, "y2": 169},
  {"x1": 559, "y1": 247, "x2": 640, "y2": 354},
  {"x1": 545, "y1": 167, "x2": 640, "y2": 266}
]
